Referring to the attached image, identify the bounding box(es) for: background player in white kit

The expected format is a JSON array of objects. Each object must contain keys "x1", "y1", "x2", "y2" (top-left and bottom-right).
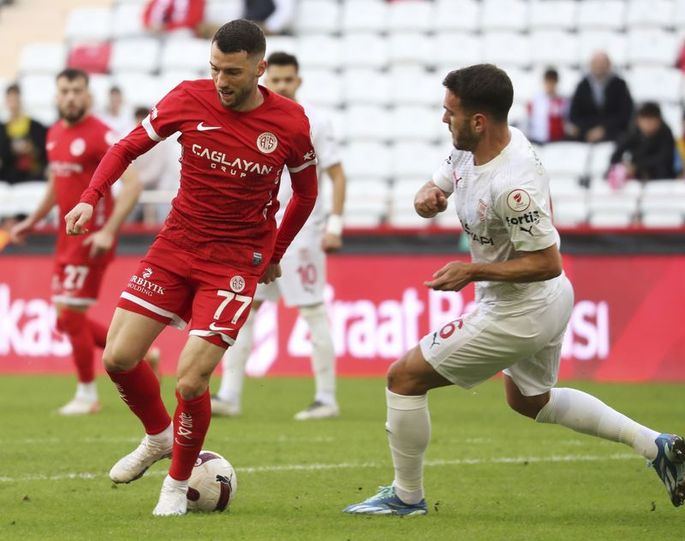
[
  {"x1": 212, "y1": 51, "x2": 346, "y2": 420},
  {"x1": 345, "y1": 64, "x2": 685, "y2": 516}
]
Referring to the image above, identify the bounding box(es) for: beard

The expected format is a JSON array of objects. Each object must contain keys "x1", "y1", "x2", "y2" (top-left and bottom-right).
[
  {"x1": 453, "y1": 122, "x2": 480, "y2": 152},
  {"x1": 218, "y1": 84, "x2": 252, "y2": 110},
  {"x1": 59, "y1": 105, "x2": 87, "y2": 124}
]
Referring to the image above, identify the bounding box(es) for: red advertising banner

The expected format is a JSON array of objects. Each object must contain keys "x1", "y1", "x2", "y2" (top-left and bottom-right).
[{"x1": 1, "y1": 254, "x2": 684, "y2": 381}]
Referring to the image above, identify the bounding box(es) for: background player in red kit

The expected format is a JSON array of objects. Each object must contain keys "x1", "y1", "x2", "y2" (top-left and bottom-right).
[
  {"x1": 10, "y1": 68, "x2": 146, "y2": 416},
  {"x1": 65, "y1": 20, "x2": 318, "y2": 516}
]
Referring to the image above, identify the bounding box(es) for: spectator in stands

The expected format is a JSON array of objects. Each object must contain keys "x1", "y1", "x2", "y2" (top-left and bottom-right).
[
  {"x1": 526, "y1": 68, "x2": 568, "y2": 145},
  {"x1": 142, "y1": 0, "x2": 205, "y2": 37},
  {"x1": 243, "y1": 0, "x2": 296, "y2": 35},
  {"x1": 569, "y1": 51, "x2": 633, "y2": 144},
  {"x1": 98, "y1": 86, "x2": 134, "y2": 138},
  {"x1": 0, "y1": 83, "x2": 47, "y2": 183},
  {"x1": 610, "y1": 102, "x2": 675, "y2": 182}
]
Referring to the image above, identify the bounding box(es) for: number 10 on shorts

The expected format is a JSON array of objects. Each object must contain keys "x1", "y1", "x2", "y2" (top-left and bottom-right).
[{"x1": 214, "y1": 290, "x2": 252, "y2": 324}]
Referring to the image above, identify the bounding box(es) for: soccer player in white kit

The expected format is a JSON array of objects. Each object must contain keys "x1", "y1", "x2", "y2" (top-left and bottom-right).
[
  {"x1": 212, "y1": 51, "x2": 346, "y2": 420},
  {"x1": 344, "y1": 64, "x2": 684, "y2": 516}
]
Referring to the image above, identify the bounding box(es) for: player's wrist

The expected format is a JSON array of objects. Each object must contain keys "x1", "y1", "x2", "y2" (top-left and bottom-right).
[{"x1": 326, "y1": 214, "x2": 344, "y2": 236}]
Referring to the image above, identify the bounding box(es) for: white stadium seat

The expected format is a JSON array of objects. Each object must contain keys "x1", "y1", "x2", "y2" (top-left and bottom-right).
[
  {"x1": 481, "y1": 0, "x2": 529, "y2": 32},
  {"x1": 342, "y1": 142, "x2": 392, "y2": 179},
  {"x1": 296, "y1": 0, "x2": 340, "y2": 34},
  {"x1": 344, "y1": 179, "x2": 389, "y2": 228},
  {"x1": 388, "y1": 67, "x2": 443, "y2": 107},
  {"x1": 19, "y1": 43, "x2": 67, "y2": 76},
  {"x1": 159, "y1": 70, "x2": 203, "y2": 92},
  {"x1": 296, "y1": 36, "x2": 341, "y2": 69},
  {"x1": 344, "y1": 106, "x2": 392, "y2": 143},
  {"x1": 628, "y1": 67, "x2": 682, "y2": 103},
  {"x1": 578, "y1": 31, "x2": 628, "y2": 67},
  {"x1": 626, "y1": 0, "x2": 675, "y2": 29},
  {"x1": 111, "y1": 3, "x2": 146, "y2": 39},
  {"x1": 343, "y1": 69, "x2": 391, "y2": 106},
  {"x1": 265, "y1": 36, "x2": 297, "y2": 58},
  {"x1": 7, "y1": 181, "x2": 49, "y2": 216},
  {"x1": 434, "y1": 0, "x2": 480, "y2": 32},
  {"x1": 388, "y1": 33, "x2": 435, "y2": 67},
  {"x1": 508, "y1": 102, "x2": 527, "y2": 129},
  {"x1": 662, "y1": 103, "x2": 683, "y2": 138},
  {"x1": 627, "y1": 30, "x2": 679, "y2": 66},
  {"x1": 160, "y1": 38, "x2": 210, "y2": 72},
  {"x1": 433, "y1": 32, "x2": 482, "y2": 69},
  {"x1": 530, "y1": 31, "x2": 579, "y2": 68},
  {"x1": 388, "y1": 180, "x2": 430, "y2": 229},
  {"x1": 391, "y1": 106, "x2": 440, "y2": 142},
  {"x1": 110, "y1": 38, "x2": 160, "y2": 73},
  {"x1": 390, "y1": 142, "x2": 445, "y2": 180},
  {"x1": 588, "y1": 212, "x2": 634, "y2": 227},
  {"x1": 342, "y1": 34, "x2": 389, "y2": 69},
  {"x1": 204, "y1": 0, "x2": 243, "y2": 27},
  {"x1": 18, "y1": 74, "x2": 57, "y2": 110},
  {"x1": 587, "y1": 141, "x2": 616, "y2": 179},
  {"x1": 540, "y1": 142, "x2": 592, "y2": 179},
  {"x1": 551, "y1": 182, "x2": 589, "y2": 227},
  {"x1": 483, "y1": 32, "x2": 532, "y2": 68},
  {"x1": 642, "y1": 212, "x2": 684, "y2": 228},
  {"x1": 88, "y1": 74, "x2": 113, "y2": 111},
  {"x1": 65, "y1": 8, "x2": 113, "y2": 42},
  {"x1": 342, "y1": 0, "x2": 387, "y2": 34},
  {"x1": 387, "y1": 0, "x2": 433, "y2": 33},
  {"x1": 298, "y1": 69, "x2": 343, "y2": 108},
  {"x1": 112, "y1": 73, "x2": 164, "y2": 108},
  {"x1": 29, "y1": 106, "x2": 58, "y2": 127},
  {"x1": 506, "y1": 68, "x2": 535, "y2": 105},
  {"x1": 576, "y1": 1, "x2": 627, "y2": 31},
  {"x1": 641, "y1": 181, "x2": 685, "y2": 215},
  {"x1": 588, "y1": 180, "x2": 641, "y2": 225},
  {"x1": 529, "y1": 0, "x2": 578, "y2": 31},
  {"x1": 676, "y1": 0, "x2": 685, "y2": 25}
]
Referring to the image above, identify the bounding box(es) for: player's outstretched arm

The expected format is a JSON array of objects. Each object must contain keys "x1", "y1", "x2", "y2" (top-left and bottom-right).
[
  {"x1": 322, "y1": 162, "x2": 346, "y2": 252},
  {"x1": 415, "y1": 181, "x2": 449, "y2": 218},
  {"x1": 84, "y1": 165, "x2": 143, "y2": 257},
  {"x1": 9, "y1": 173, "x2": 56, "y2": 243}
]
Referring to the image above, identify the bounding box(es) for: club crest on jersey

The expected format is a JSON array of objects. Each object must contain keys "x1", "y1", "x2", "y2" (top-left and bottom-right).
[
  {"x1": 257, "y1": 132, "x2": 278, "y2": 154},
  {"x1": 230, "y1": 275, "x2": 245, "y2": 293},
  {"x1": 506, "y1": 189, "x2": 531, "y2": 212},
  {"x1": 142, "y1": 267, "x2": 153, "y2": 279},
  {"x1": 70, "y1": 138, "x2": 86, "y2": 157}
]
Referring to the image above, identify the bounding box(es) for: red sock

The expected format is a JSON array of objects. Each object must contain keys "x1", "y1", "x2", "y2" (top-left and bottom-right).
[
  {"x1": 88, "y1": 318, "x2": 108, "y2": 349},
  {"x1": 107, "y1": 362, "x2": 171, "y2": 435},
  {"x1": 169, "y1": 390, "x2": 211, "y2": 481},
  {"x1": 57, "y1": 310, "x2": 94, "y2": 383}
]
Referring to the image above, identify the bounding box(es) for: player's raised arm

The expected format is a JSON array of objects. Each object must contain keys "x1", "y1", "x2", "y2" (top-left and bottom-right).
[
  {"x1": 414, "y1": 181, "x2": 449, "y2": 218},
  {"x1": 10, "y1": 172, "x2": 56, "y2": 243}
]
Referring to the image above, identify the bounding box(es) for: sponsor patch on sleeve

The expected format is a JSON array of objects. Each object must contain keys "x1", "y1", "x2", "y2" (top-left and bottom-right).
[{"x1": 506, "y1": 189, "x2": 531, "y2": 212}]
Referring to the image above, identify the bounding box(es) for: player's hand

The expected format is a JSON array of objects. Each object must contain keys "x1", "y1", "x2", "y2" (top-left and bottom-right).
[
  {"x1": 83, "y1": 229, "x2": 114, "y2": 258},
  {"x1": 259, "y1": 263, "x2": 282, "y2": 284},
  {"x1": 321, "y1": 232, "x2": 342, "y2": 252},
  {"x1": 425, "y1": 261, "x2": 473, "y2": 292},
  {"x1": 65, "y1": 203, "x2": 93, "y2": 236},
  {"x1": 9, "y1": 217, "x2": 35, "y2": 244},
  {"x1": 415, "y1": 185, "x2": 448, "y2": 218}
]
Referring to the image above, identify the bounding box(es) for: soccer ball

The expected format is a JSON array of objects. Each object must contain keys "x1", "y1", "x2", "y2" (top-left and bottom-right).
[{"x1": 186, "y1": 450, "x2": 237, "y2": 512}]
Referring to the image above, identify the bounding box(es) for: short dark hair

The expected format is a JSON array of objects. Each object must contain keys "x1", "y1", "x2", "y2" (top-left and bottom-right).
[
  {"x1": 267, "y1": 51, "x2": 299, "y2": 72},
  {"x1": 637, "y1": 101, "x2": 662, "y2": 119},
  {"x1": 212, "y1": 19, "x2": 266, "y2": 56},
  {"x1": 56, "y1": 68, "x2": 89, "y2": 85},
  {"x1": 543, "y1": 68, "x2": 559, "y2": 82},
  {"x1": 442, "y1": 64, "x2": 513, "y2": 123},
  {"x1": 134, "y1": 106, "x2": 149, "y2": 120},
  {"x1": 5, "y1": 83, "x2": 20, "y2": 96},
  {"x1": 109, "y1": 85, "x2": 122, "y2": 95}
]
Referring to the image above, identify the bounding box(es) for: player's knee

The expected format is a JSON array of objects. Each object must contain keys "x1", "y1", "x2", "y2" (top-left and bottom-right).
[
  {"x1": 506, "y1": 393, "x2": 548, "y2": 419},
  {"x1": 387, "y1": 356, "x2": 423, "y2": 395},
  {"x1": 102, "y1": 343, "x2": 138, "y2": 373},
  {"x1": 176, "y1": 375, "x2": 208, "y2": 400},
  {"x1": 56, "y1": 309, "x2": 86, "y2": 335}
]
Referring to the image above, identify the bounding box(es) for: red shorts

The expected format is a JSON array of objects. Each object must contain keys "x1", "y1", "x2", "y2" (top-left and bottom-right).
[
  {"x1": 118, "y1": 237, "x2": 261, "y2": 349},
  {"x1": 52, "y1": 262, "x2": 109, "y2": 307}
]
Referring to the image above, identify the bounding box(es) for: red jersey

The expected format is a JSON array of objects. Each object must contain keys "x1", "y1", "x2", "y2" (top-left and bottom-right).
[
  {"x1": 48, "y1": 115, "x2": 116, "y2": 264},
  {"x1": 80, "y1": 81, "x2": 318, "y2": 268}
]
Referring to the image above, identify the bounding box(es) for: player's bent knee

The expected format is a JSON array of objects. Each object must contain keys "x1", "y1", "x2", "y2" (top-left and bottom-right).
[
  {"x1": 387, "y1": 354, "x2": 426, "y2": 396},
  {"x1": 506, "y1": 392, "x2": 549, "y2": 419},
  {"x1": 176, "y1": 375, "x2": 209, "y2": 400},
  {"x1": 102, "y1": 342, "x2": 140, "y2": 373}
]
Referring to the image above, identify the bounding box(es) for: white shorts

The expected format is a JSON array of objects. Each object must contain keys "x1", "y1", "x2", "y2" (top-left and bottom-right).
[
  {"x1": 256, "y1": 226, "x2": 326, "y2": 307},
  {"x1": 419, "y1": 276, "x2": 574, "y2": 396}
]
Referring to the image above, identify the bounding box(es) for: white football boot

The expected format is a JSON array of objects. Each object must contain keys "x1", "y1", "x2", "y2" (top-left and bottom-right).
[
  {"x1": 294, "y1": 401, "x2": 340, "y2": 421},
  {"x1": 57, "y1": 397, "x2": 101, "y2": 416},
  {"x1": 109, "y1": 424, "x2": 173, "y2": 483},
  {"x1": 153, "y1": 475, "x2": 188, "y2": 516},
  {"x1": 210, "y1": 395, "x2": 241, "y2": 417}
]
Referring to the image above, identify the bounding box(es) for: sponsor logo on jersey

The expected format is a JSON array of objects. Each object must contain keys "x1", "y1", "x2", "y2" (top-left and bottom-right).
[
  {"x1": 463, "y1": 223, "x2": 494, "y2": 246},
  {"x1": 127, "y1": 273, "x2": 165, "y2": 297},
  {"x1": 209, "y1": 321, "x2": 234, "y2": 332},
  {"x1": 175, "y1": 412, "x2": 194, "y2": 446},
  {"x1": 230, "y1": 275, "x2": 245, "y2": 293},
  {"x1": 142, "y1": 267, "x2": 153, "y2": 279},
  {"x1": 197, "y1": 121, "x2": 221, "y2": 132},
  {"x1": 257, "y1": 132, "x2": 278, "y2": 154},
  {"x1": 252, "y1": 252, "x2": 263, "y2": 266},
  {"x1": 50, "y1": 161, "x2": 84, "y2": 176},
  {"x1": 506, "y1": 189, "x2": 531, "y2": 212},
  {"x1": 506, "y1": 210, "x2": 540, "y2": 236},
  {"x1": 70, "y1": 138, "x2": 86, "y2": 157},
  {"x1": 191, "y1": 144, "x2": 274, "y2": 177}
]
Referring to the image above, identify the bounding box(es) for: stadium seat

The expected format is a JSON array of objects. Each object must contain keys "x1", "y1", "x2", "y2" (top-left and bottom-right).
[
  {"x1": 298, "y1": 69, "x2": 343, "y2": 108},
  {"x1": 391, "y1": 106, "x2": 440, "y2": 142},
  {"x1": 587, "y1": 141, "x2": 616, "y2": 179},
  {"x1": 160, "y1": 38, "x2": 210, "y2": 72},
  {"x1": 530, "y1": 66, "x2": 580, "y2": 99},
  {"x1": 577, "y1": 31, "x2": 628, "y2": 67},
  {"x1": 588, "y1": 180, "x2": 641, "y2": 225},
  {"x1": 481, "y1": 0, "x2": 529, "y2": 32},
  {"x1": 389, "y1": 179, "x2": 432, "y2": 228},
  {"x1": 19, "y1": 43, "x2": 67, "y2": 76},
  {"x1": 641, "y1": 181, "x2": 685, "y2": 216},
  {"x1": 627, "y1": 30, "x2": 679, "y2": 66},
  {"x1": 388, "y1": 33, "x2": 435, "y2": 68},
  {"x1": 342, "y1": 0, "x2": 387, "y2": 34},
  {"x1": 7, "y1": 181, "x2": 48, "y2": 217},
  {"x1": 388, "y1": 67, "x2": 443, "y2": 107},
  {"x1": 576, "y1": 1, "x2": 627, "y2": 31},
  {"x1": 540, "y1": 142, "x2": 591, "y2": 179},
  {"x1": 588, "y1": 211, "x2": 634, "y2": 227},
  {"x1": 551, "y1": 183, "x2": 589, "y2": 227},
  {"x1": 641, "y1": 211, "x2": 684, "y2": 228},
  {"x1": 434, "y1": 0, "x2": 480, "y2": 32},
  {"x1": 343, "y1": 179, "x2": 389, "y2": 227},
  {"x1": 342, "y1": 69, "x2": 391, "y2": 106},
  {"x1": 343, "y1": 106, "x2": 392, "y2": 142},
  {"x1": 158, "y1": 70, "x2": 203, "y2": 92},
  {"x1": 296, "y1": 36, "x2": 342, "y2": 69},
  {"x1": 295, "y1": 0, "x2": 340, "y2": 34},
  {"x1": 529, "y1": 0, "x2": 578, "y2": 31},
  {"x1": 88, "y1": 74, "x2": 113, "y2": 111},
  {"x1": 342, "y1": 34, "x2": 389, "y2": 69},
  {"x1": 0, "y1": 181, "x2": 10, "y2": 217},
  {"x1": 112, "y1": 73, "x2": 164, "y2": 109},
  {"x1": 342, "y1": 142, "x2": 392, "y2": 178},
  {"x1": 506, "y1": 68, "x2": 535, "y2": 105},
  {"x1": 390, "y1": 142, "x2": 446, "y2": 180},
  {"x1": 387, "y1": 1, "x2": 433, "y2": 33},
  {"x1": 433, "y1": 32, "x2": 483, "y2": 68},
  {"x1": 626, "y1": 0, "x2": 675, "y2": 29},
  {"x1": 483, "y1": 33, "x2": 532, "y2": 68},
  {"x1": 675, "y1": 0, "x2": 685, "y2": 25},
  {"x1": 661, "y1": 103, "x2": 683, "y2": 138},
  {"x1": 112, "y1": 3, "x2": 146, "y2": 39},
  {"x1": 68, "y1": 42, "x2": 112, "y2": 74},
  {"x1": 110, "y1": 38, "x2": 161, "y2": 74},
  {"x1": 508, "y1": 102, "x2": 527, "y2": 129},
  {"x1": 65, "y1": 8, "x2": 113, "y2": 43},
  {"x1": 627, "y1": 67, "x2": 682, "y2": 103},
  {"x1": 18, "y1": 74, "x2": 57, "y2": 110},
  {"x1": 530, "y1": 31, "x2": 579, "y2": 68},
  {"x1": 265, "y1": 36, "x2": 297, "y2": 58},
  {"x1": 204, "y1": 0, "x2": 243, "y2": 27}
]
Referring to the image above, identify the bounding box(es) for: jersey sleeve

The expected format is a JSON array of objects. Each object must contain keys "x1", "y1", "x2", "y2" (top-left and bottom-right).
[
  {"x1": 311, "y1": 113, "x2": 340, "y2": 170},
  {"x1": 286, "y1": 115, "x2": 317, "y2": 174},
  {"x1": 493, "y1": 181, "x2": 559, "y2": 253},
  {"x1": 431, "y1": 152, "x2": 455, "y2": 194},
  {"x1": 140, "y1": 84, "x2": 188, "y2": 142}
]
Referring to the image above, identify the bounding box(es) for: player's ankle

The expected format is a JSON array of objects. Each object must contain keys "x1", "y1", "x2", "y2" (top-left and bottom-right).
[{"x1": 393, "y1": 482, "x2": 424, "y2": 505}]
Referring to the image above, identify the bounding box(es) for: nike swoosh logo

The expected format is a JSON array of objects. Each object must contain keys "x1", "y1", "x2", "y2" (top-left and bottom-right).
[
  {"x1": 209, "y1": 322, "x2": 234, "y2": 332},
  {"x1": 197, "y1": 122, "x2": 221, "y2": 132}
]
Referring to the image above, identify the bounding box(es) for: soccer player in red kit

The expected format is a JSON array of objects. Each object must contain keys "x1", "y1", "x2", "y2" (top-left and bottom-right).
[
  {"x1": 10, "y1": 68, "x2": 145, "y2": 415},
  {"x1": 65, "y1": 20, "x2": 318, "y2": 516}
]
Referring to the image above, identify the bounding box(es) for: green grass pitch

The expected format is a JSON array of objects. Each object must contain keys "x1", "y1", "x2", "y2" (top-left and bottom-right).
[{"x1": 1, "y1": 375, "x2": 683, "y2": 540}]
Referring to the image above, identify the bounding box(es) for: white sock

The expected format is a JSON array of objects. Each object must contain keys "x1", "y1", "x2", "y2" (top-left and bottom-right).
[
  {"x1": 76, "y1": 382, "x2": 97, "y2": 402},
  {"x1": 300, "y1": 304, "x2": 336, "y2": 406},
  {"x1": 386, "y1": 388, "x2": 430, "y2": 504},
  {"x1": 216, "y1": 310, "x2": 256, "y2": 404},
  {"x1": 536, "y1": 388, "x2": 659, "y2": 460}
]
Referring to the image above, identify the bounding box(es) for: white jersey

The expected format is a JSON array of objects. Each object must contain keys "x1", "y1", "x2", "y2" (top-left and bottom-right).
[
  {"x1": 275, "y1": 101, "x2": 340, "y2": 229},
  {"x1": 432, "y1": 127, "x2": 562, "y2": 306}
]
